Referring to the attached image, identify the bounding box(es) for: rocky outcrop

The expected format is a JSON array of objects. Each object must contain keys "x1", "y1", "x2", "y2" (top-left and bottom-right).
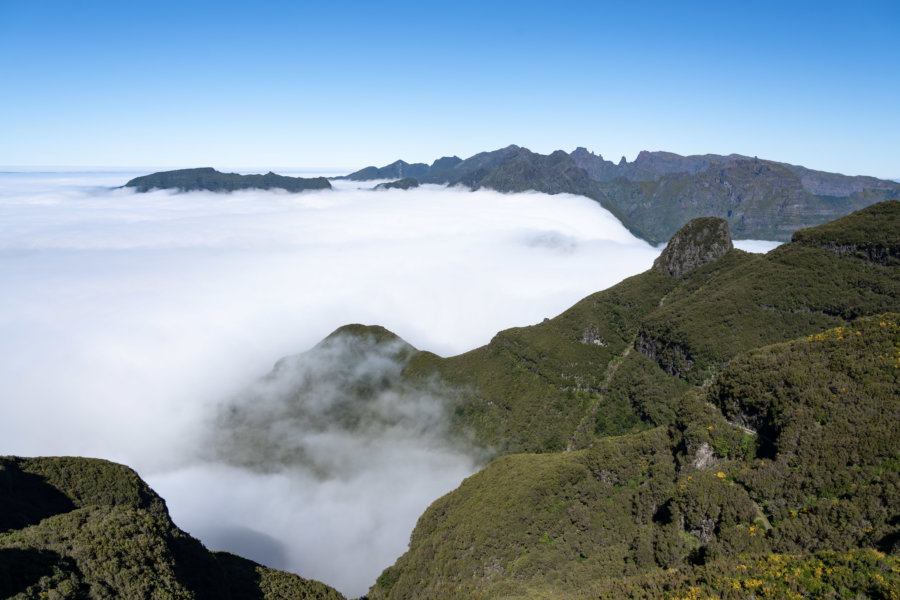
[
  {"x1": 635, "y1": 333, "x2": 696, "y2": 377},
  {"x1": 652, "y1": 217, "x2": 733, "y2": 278},
  {"x1": 691, "y1": 441, "x2": 718, "y2": 470}
]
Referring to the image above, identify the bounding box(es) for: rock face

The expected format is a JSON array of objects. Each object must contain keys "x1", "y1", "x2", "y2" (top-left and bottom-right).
[{"x1": 652, "y1": 217, "x2": 733, "y2": 278}]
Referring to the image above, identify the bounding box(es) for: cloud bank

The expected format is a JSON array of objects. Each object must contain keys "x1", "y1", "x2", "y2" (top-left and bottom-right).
[{"x1": 0, "y1": 172, "x2": 672, "y2": 596}]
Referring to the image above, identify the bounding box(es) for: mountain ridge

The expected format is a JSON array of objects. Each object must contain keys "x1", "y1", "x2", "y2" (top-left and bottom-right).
[
  {"x1": 0, "y1": 456, "x2": 345, "y2": 599},
  {"x1": 344, "y1": 146, "x2": 900, "y2": 244},
  {"x1": 120, "y1": 148, "x2": 899, "y2": 246},
  {"x1": 123, "y1": 167, "x2": 332, "y2": 193}
]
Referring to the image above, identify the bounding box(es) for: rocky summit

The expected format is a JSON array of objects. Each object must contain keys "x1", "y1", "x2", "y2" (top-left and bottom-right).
[{"x1": 652, "y1": 217, "x2": 733, "y2": 278}]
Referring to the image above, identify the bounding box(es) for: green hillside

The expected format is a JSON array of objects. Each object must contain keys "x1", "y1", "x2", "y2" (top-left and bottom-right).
[
  {"x1": 366, "y1": 201, "x2": 900, "y2": 599},
  {"x1": 0, "y1": 457, "x2": 345, "y2": 600},
  {"x1": 369, "y1": 313, "x2": 899, "y2": 599}
]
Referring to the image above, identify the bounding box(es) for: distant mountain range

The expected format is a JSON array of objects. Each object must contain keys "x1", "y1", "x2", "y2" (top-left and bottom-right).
[
  {"x1": 123, "y1": 167, "x2": 331, "y2": 193},
  {"x1": 123, "y1": 149, "x2": 899, "y2": 246},
  {"x1": 340, "y1": 146, "x2": 900, "y2": 244}
]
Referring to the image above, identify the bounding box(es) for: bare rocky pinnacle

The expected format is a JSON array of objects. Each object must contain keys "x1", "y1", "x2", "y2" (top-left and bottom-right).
[{"x1": 652, "y1": 217, "x2": 733, "y2": 278}]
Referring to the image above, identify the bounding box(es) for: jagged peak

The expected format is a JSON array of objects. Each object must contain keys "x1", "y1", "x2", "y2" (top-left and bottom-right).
[
  {"x1": 571, "y1": 146, "x2": 602, "y2": 159},
  {"x1": 652, "y1": 217, "x2": 733, "y2": 278}
]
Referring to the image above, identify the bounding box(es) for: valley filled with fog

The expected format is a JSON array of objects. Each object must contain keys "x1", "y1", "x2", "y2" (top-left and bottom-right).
[{"x1": 0, "y1": 171, "x2": 779, "y2": 596}]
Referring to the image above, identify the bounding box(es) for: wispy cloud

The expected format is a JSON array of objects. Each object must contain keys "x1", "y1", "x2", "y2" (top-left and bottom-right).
[{"x1": 0, "y1": 172, "x2": 662, "y2": 595}]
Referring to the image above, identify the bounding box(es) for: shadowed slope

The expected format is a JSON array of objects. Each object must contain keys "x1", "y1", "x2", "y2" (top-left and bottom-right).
[{"x1": 0, "y1": 457, "x2": 345, "y2": 600}]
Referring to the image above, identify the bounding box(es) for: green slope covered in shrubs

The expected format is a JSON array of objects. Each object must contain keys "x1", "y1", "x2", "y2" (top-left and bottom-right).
[
  {"x1": 0, "y1": 457, "x2": 345, "y2": 600},
  {"x1": 367, "y1": 201, "x2": 900, "y2": 599}
]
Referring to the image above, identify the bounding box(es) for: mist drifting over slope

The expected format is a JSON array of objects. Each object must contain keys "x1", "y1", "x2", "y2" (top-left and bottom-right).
[{"x1": 0, "y1": 171, "x2": 778, "y2": 595}]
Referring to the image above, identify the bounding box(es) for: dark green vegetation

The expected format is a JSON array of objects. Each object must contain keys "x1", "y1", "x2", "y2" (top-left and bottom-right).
[
  {"x1": 344, "y1": 146, "x2": 900, "y2": 244},
  {"x1": 0, "y1": 457, "x2": 345, "y2": 600},
  {"x1": 363, "y1": 201, "x2": 900, "y2": 599},
  {"x1": 124, "y1": 168, "x2": 332, "y2": 193}
]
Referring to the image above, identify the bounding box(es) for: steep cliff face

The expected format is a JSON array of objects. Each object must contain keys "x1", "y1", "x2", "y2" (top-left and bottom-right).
[{"x1": 652, "y1": 217, "x2": 733, "y2": 278}]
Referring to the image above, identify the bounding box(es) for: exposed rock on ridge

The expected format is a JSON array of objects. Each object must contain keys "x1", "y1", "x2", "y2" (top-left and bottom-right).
[{"x1": 652, "y1": 217, "x2": 733, "y2": 278}]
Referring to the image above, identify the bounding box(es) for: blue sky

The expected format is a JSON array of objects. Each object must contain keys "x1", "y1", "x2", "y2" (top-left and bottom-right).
[{"x1": 1, "y1": 0, "x2": 897, "y2": 176}]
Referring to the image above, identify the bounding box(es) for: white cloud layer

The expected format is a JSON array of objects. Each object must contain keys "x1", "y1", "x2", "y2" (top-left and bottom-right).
[{"x1": 0, "y1": 172, "x2": 672, "y2": 596}]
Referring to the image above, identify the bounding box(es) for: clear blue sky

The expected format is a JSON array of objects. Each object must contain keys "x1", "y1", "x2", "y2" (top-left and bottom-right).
[{"x1": 1, "y1": 1, "x2": 897, "y2": 177}]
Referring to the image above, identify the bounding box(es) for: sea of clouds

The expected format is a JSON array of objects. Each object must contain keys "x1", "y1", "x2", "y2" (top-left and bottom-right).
[{"x1": 0, "y1": 171, "x2": 779, "y2": 596}]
